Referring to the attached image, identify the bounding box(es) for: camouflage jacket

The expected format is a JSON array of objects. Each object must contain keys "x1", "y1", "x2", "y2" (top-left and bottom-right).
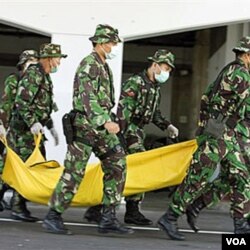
[
  {"x1": 72, "y1": 51, "x2": 115, "y2": 129},
  {"x1": 0, "y1": 72, "x2": 20, "y2": 127},
  {"x1": 198, "y1": 58, "x2": 250, "y2": 132},
  {"x1": 117, "y1": 70, "x2": 170, "y2": 133},
  {"x1": 13, "y1": 63, "x2": 54, "y2": 128},
  {"x1": 234, "y1": 95, "x2": 250, "y2": 138}
]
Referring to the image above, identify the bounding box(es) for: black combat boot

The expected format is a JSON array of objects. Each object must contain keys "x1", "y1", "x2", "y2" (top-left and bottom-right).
[
  {"x1": 11, "y1": 194, "x2": 38, "y2": 222},
  {"x1": 43, "y1": 209, "x2": 72, "y2": 235},
  {"x1": 234, "y1": 218, "x2": 250, "y2": 234},
  {"x1": 124, "y1": 200, "x2": 152, "y2": 226},
  {"x1": 84, "y1": 205, "x2": 102, "y2": 223},
  {"x1": 98, "y1": 205, "x2": 134, "y2": 234},
  {"x1": 157, "y1": 208, "x2": 185, "y2": 241},
  {"x1": 186, "y1": 198, "x2": 206, "y2": 232}
]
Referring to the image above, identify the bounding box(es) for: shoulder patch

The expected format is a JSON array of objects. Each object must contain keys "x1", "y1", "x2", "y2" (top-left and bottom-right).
[{"x1": 88, "y1": 64, "x2": 100, "y2": 79}]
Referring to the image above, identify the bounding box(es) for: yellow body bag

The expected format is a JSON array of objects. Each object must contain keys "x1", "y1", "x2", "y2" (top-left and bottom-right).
[{"x1": 1, "y1": 135, "x2": 197, "y2": 206}]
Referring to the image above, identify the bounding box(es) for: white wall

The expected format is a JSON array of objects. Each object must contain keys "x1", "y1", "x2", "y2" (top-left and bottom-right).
[
  {"x1": 208, "y1": 23, "x2": 250, "y2": 87},
  {"x1": 207, "y1": 44, "x2": 226, "y2": 85},
  {"x1": 44, "y1": 33, "x2": 124, "y2": 164},
  {"x1": 1, "y1": 1, "x2": 250, "y2": 41}
]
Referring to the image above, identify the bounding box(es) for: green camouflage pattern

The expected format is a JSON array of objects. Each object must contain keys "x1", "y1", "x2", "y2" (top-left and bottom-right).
[
  {"x1": 7, "y1": 63, "x2": 52, "y2": 160},
  {"x1": 39, "y1": 43, "x2": 67, "y2": 58},
  {"x1": 117, "y1": 70, "x2": 170, "y2": 136},
  {"x1": 0, "y1": 73, "x2": 19, "y2": 127},
  {"x1": 191, "y1": 96, "x2": 250, "y2": 219},
  {"x1": 233, "y1": 36, "x2": 250, "y2": 53},
  {"x1": 117, "y1": 70, "x2": 171, "y2": 202},
  {"x1": 198, "y1": 59, "x2": 249, "y2": 130},
  {"x1": 4, "y1": 63, "x2": 54, "y2": 212},
  {"x1": 169, "y1": 58, "x2": 250, "y2": 219},
  {"x1": 73, "y1": 52, "x2": 115, "y2": 127},
  {"x1": 14, "y1": 64, "x2": 54, "y2": 128},
  {"x1": 0, "y1": 74, "x2": 19, "y2": 179},
  {"x1": 17, "y1": 50, "x2": 38, "y2": 67},
  {"x1": 147, "y1": 49, "x2": 175, "y2": 69},
  {"x1": 89, "y1": 24, "x2": 121, "y2": 44},
  {"x1": 49, "y1": 132, "x2": 126, "y2": 212},
  {"x1": 48, "y1": 51, "x2": 126, "y2": 212}
]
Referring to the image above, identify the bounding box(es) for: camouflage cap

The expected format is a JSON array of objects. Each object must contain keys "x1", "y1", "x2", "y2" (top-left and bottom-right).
[
  {"x1": 147, "y1": 49, "x2": 175, "y2": 69},
  {"x1": 89, "y1": 24, "x2": 121, "y2": 44},
  {"x1": 17, "y1": 50, "x2": 39, "y2": 67},
  {"x1": 232, "y1": 36, "x2": 250, "y2": 53},
  {"x1": 39, "y1": 43, "x2": 67, "y2": 58}
]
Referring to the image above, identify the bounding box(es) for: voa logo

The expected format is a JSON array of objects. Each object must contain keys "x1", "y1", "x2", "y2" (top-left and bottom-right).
[{"x1": 226, "y1": 237, "x2": 247, "y2": 246}]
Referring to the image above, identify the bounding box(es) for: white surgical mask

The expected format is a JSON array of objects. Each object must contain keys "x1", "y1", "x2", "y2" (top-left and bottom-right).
[
  {"x1": 155, "y1": 69, "x2": 170, "y2": 83},
  {"x1": 103, "y1": 45, "x2": 119, "y2": 60}
]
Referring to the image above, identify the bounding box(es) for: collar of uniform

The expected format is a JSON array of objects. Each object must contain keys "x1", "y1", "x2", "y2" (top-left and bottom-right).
[
  {"x1": 92, "y1": 51, "x2": 106, "y2": 66},
  {"x1": 142, "y1": 70, "x2": 159, "y2": 86}
]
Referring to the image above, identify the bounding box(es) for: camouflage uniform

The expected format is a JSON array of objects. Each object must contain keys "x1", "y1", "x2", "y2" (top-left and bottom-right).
[
  {"x1": 117, "y1": 50, "x2": 175, "y2": 203},
  {"x1": 8, "y1": 45, "x2": 66, "y2": 219},
  {"x1": 0, "y1": 50, "x2": 39, "y2": 211},
  {"x1": 44, "y1": 24, "x2": 133, "y2": 235},
  {"x1": 169, "y1": 58, "x2": 250, "y2": 218},
  {"x1": 49, "y1": 50, "x2": 127, "y2": 211},
  {"x1": 158, "y1": 36, "x2": 250, "y2": 240},
  {"x1": 0, "y1": 73, "x2": 20, "y2": 208},
  {"x1": 0, "y1": 50, "x2": 39, "y2": 159},
  {"x1": 83, "y1": 49, "x2": 178, "y2": 226},
  {"x1": 187, "y1": 95, "x2": 250, "y2": 223}
]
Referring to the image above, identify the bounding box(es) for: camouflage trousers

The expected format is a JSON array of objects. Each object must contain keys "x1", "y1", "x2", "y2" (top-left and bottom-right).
[
  {"x1": 8, "y1": 127, "x2": 46, "y2": 161},
  {"x1": 192, "y1": 133, "x2": 250, "y2": 219},
  {"x1": 169, "y1": 133, "x2": 250, "y2": 219},
  {"x1": 49, "y1": 128, "x2": 126, "y2": 213},
  {"x1": 124, "y1": 123, "x2": 146, "y2": 202}
]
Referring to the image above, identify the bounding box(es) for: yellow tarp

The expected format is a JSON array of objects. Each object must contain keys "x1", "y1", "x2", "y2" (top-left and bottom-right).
[{"x1": 1, "y1": 135, "x2": 197, "y2": 206}]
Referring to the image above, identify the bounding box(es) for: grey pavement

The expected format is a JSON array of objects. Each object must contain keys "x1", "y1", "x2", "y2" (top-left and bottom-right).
[{"x1": 0, "y1": 191, "x2": 233, "y2": 250}]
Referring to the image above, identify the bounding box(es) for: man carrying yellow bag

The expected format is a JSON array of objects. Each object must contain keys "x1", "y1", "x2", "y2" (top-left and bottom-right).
[{"x1": 7, "y1": 43, "x2": 66, "y2": 222}]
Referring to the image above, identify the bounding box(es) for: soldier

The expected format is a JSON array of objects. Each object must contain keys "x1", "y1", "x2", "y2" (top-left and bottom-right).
[
  {"x1": 186, "y1": 97, "x2": 250, "y2": 232},
  {"x1": 6, "y1": 44, "x2": 66, "y2": 222},
  {"x1": 157, "y1": 36, "x2": 250, "y2": 240},
  {"x1": 42, "y1": 24, "x2": 134, "y2": 235},
  {"x1": 0, "y1": 50, "x2": 39, "y2": 213},
  {"x1": 0, "y1": 50, "x2": 60, "y2": 216},
  {"x1": 84, "y1": 49, "x2": 179, "y2": 226}
]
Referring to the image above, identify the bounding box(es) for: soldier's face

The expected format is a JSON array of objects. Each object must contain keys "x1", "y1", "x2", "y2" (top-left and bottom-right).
[
  {"x1": 246, "y1": 53, "x2": 250, "y2": 69},
  {"x1": 50, "y1": 57, "x2": 61, "y2": 67},
  {"x1": 102, "y1": 42, "x2": 118, "y2": 53},
  {"x1": 242, "y1": 53, "x2": 250, "y2": 69},
  {"x1": 154, "y1": 63, "x2": 172, "y2": 74},
  {"x1": 48, "y1": 57, "x2": 61, "y2": 73}
]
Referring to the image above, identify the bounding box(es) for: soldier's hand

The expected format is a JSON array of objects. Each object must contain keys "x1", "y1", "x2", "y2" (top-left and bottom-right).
[
  {"x1": 104, "y1": 122, "x2": 120, "y2": 134},
  {"x1": 167, "y1": 124, "x2": 179, "y2": 138},
  {"x1": 49, "y1": 127, "x2": 59, "y2": 146},
  {"x1": 30, "y1": 122, "x2": 44, "y2": 135},
  {"x1": 0, "y1": 125, "x2": 6, "y2": 138}
]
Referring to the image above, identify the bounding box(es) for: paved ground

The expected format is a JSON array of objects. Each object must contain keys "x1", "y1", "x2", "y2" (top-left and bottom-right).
[{"x1": 0, "y1": 191, "x2": 234, "y2": 250}]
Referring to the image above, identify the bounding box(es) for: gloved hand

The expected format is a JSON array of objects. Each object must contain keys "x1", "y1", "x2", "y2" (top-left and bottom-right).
[
  {"x1": 167, "y1": 124, "x2": 179, "y2": 138},
  {"x1": 49, "y1": 127, "x2": 59, "y2": 146},
  {"x1": 30, "y1": 122, "x2": 44, "y2": 135},
  {"x1": 0, "y1": 125, "x2": 6, "y2": 138}
]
